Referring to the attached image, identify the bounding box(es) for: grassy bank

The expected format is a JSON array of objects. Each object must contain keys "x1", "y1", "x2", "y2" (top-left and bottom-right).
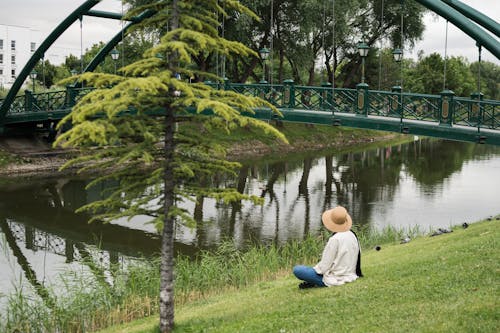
[{"x1": 98, "y1": 218, "x2": 499, "y2": 333}]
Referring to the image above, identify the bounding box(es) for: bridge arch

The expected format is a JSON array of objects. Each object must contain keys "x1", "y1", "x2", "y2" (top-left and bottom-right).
[
  {"x1": 414, "y1": 0, "x2": 500, "y2": 58},
  {"x1": 0, "y1": 0, "x2": 152, "y2": 123}
]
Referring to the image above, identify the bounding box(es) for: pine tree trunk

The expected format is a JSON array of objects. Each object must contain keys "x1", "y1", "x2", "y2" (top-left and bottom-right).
[
  {"x1": 160, "y1": 105, "x2": 176, "y2": 333},
  {"x1": 160, "y1": 1, "x2": 179, "y2": 331}
]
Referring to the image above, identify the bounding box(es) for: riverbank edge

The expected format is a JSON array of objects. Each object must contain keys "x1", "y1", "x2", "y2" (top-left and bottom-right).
[
  {"x1": 97, "y1": 218, "x2": 499, "y2": 333},
  {"x1": 0, "y1": 125, "x2": 404, "y2": 178}
]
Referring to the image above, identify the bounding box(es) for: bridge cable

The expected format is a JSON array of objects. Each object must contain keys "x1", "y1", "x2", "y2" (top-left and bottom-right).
[
  {"x1": 270, "y1": 0, "x2": 274, "y2": 86},
  {"x1": 399, "y1": 0, "x2": 404, "y2": 128},
  {"x1": 222, "y1": 3, "x2": 226, "y2": 79},
  {"x1": 267, "y1": 0, "x2": 274, "y2": 123},
  {"x1": 331, "y1": 0, "x2": 335, "y2": 119},
  {"x1": 322, "y1": 0, "x2": 326, "y2": 83},
  {"x1": 378, "y1": 0, "x2": 385, "y2": 90},
  {"x1": 443, "y1": 20, "x2": 449, "y2": 90},
  {"x1": 400, "y1": 0, "x2": 404, "y2": 91},
  {"x1": 121, "y1": 0, "x2": 125, "y2": 71},
  {"x1": 80, "y1": 16, "x2": 84, "y2": 75},
  {"x1": 216, "y1": 1, "x2": 219, "y2": 78},
  {"x1": 476, "y1": 44, "x2": 482, "y2": 133},
  {"x1": 42, "y1": 55, "x2": 46, "y2": 89}
]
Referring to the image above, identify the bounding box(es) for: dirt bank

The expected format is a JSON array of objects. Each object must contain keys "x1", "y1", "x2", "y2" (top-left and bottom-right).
[{"x1": 0, "y1": 131, "x2": 401, "y2": 178}]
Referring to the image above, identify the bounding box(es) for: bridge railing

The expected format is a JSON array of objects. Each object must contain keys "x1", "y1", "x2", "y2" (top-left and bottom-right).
[
  {"x1": 1, "y1": 87, "x2": 96, "y2": 118},
  {"x1": 454, "y1": 97, "x2": 499, "y2": 129},
  {"x1": 1, "y1": 80, "x2": 498, "y2": 132},
  {"x1": 402, "y1": 93, "x2": 441, "y2": 122}
]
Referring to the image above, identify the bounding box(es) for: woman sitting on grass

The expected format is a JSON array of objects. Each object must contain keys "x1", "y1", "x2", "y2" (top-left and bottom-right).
[{"x1": 293, "y1": 206, "x2": 363, "y2": 289}]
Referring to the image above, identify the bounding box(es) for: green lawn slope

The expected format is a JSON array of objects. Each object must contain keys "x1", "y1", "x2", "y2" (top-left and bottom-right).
[{"x1": 99, "y1": 219, "x2": 499, "y2": 333}]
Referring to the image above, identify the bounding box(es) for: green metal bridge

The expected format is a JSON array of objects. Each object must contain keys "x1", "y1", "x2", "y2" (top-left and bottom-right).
[
  {"x1": 1, "y1": 81, "x2": 499, "y2": 144},
  {"x1": 0, "y1": 0, "x2": 499, "y2": 145}
]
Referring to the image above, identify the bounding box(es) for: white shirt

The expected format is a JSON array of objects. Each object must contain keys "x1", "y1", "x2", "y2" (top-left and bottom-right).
[{"x1": 313, "y1": 231, "x2": 360, "y2": 286}]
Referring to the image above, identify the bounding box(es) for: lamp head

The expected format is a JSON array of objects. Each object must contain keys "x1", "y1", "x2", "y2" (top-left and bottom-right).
[
  {"x1": 392, "y1": 48, "x2": 403, "y2": 62},
  {"x1": 259, "y1": 47, "x2": 270, "y2": 60},
  {"x1": 357, "y1": 42, "x2": 369, "y2": 57},
  {"x1": 110, "y1": 48, "x2": 120, "y2": 61}
]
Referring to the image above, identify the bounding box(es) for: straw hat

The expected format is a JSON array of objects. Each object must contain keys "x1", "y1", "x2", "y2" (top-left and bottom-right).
[{"x1": 321, "y1": 206, "x2": 352, "y2": 232}]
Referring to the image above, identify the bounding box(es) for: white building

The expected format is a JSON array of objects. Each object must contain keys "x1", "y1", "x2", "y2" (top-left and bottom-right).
[{"x1": 0, "y1": 24, "x2": 40, "y2": 89}]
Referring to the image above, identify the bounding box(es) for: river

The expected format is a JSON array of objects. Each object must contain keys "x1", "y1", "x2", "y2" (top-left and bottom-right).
[{"x1": 0, "y1": 137, "x2": 499, "y2": 304}]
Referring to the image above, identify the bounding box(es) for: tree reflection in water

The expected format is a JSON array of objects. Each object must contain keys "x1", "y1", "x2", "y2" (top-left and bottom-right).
[{"x1": 0, "y1": 138, "x2": 499, "y2": 302}]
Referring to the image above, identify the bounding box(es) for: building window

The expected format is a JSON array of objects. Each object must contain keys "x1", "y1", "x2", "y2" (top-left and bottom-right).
[
  {"x1": 11, "y1": 40, "x2": 16, "y2": 51},
  {"x1": 30, "y1": 42, "x2": 36, "y2": 52},
  {"x1": 0, "y1": 69, "x2": 3, "y2": 76},
  {"x1": 0, "y1": 54, "x2": 3, "y2": 64},
  {"x1": 0, "y1": 39, "x2": 3, "y2": 50},
  {"x1": 11, "y1": 55, "x2": 15, "y2": 65},
  {"x1": 11, "y1": 69, "x2": 16, "y2": 79}
]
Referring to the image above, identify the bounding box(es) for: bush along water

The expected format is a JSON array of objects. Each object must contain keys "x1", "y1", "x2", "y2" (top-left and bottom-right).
[{"x1": 0, "y1": 224, "x2": 426, "y2": 332}]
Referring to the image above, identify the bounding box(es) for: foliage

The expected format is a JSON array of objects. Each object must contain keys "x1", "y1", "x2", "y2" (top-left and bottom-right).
[
  {"x1": 403, "y1": 53, "x2": 475, "y2": 96},
  {"x1": 0, "y1": 149, "x2": 19, "y2": 167},
  {"x1": 469, "y1": 60, "x2": 500, "y2": 100}
]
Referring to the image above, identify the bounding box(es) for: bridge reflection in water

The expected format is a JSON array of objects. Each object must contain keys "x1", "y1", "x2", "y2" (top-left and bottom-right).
[{"x1": 1, "y1": 138, "x2": 499, "y2": 306}]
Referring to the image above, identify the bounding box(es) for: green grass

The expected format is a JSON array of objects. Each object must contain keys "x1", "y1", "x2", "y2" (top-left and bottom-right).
[
  {"x1": 180, "y1": 121, "x2": 400, "y2": 151},
  {"x1": 0, "y1": 149, "x2": 19, "y2": 168},
  {"x1": 97, "y1": 219, "x2": 499, "y2": 333}
]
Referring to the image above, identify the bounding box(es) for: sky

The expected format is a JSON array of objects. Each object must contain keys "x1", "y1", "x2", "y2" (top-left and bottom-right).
[{"x1": 0, "y1": 0, "x2": 498, "y2": 65}]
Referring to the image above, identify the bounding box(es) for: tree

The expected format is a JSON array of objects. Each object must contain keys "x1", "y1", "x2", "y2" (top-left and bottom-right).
[
  {"x1": 54, "y1": 1, "x2": 285, "y2": 332},
  {"x1": 33, "y1": 59, "x2": 59, "y2": 89},
  {"x1": 404, "y1": 52, "x2": 444, "y2": 94},
  {"x1": 404, "y1": 53, "x2": 477, "y2": 96},
  {"x1": 469, "y1": 60, "x2": 500, "y2": 100}
]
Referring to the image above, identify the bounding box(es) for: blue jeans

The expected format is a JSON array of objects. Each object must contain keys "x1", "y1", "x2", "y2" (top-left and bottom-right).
[{"x1": 293, "y1": 265, "x2": 326, "y2": 287}]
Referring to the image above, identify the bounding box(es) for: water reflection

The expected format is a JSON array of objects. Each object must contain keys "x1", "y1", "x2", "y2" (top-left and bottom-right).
[{"x1": 0, "y1": 138, "x2": 499, "y2": 302}]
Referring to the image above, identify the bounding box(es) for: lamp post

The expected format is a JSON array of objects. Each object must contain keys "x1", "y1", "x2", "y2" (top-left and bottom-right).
[
  {"x1": 259, "y1": 47, "x2": 270, "y2": 83},
  {"x1": 355, "y1": 42, "x2": 370, "y2": 116},
  {"x1": 29, "y1": 69, "x2": 37, "y2": 93},
  {"x1": 357, "y1": 42, "x2": 369, "y2": 84},
  {"x1": 391, "y1": 48, "x2": 404, "y2": 120},
  {"x1": 110, "y1": 48, "x2": 120, "y2": 74}
]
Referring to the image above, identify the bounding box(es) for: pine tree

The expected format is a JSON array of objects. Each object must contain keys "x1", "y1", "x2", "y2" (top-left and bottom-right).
[{"x1": 54, "y1": 1, "x2": 286, "y2": 332}]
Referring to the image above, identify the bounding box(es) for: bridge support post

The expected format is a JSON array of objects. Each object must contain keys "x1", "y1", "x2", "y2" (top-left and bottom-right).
[
  {"x1": 66, "y1": 86, "x2": 77, "y2": 107},
  {"x1": 259, "y1": 79, "x2": 270, "y2": 101},
  {"x1": 321, "y1": 82, "x2": 332, "y2": 110},
  {"x1": 283, "y1": 79, "x2": 295, "y2": 109},
  {"x1": 469, "y1": 92, "x2": 483, "y2": 125},
  {"x1": 355, "y1": 83, "x2": 369, "y2": 116},
  {"x1": 439, "y1": 90, "x2": 455, "y2": 126},
  {"x1": 391, "y1": 86, "x2": 402, "y2": 117},
  {"x1": 25, "y1": 90, "x2": 34, "y2": 112}
]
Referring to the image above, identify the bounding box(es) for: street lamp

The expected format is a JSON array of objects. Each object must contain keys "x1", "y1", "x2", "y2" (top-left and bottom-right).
[
  {"x1": 70, "y1": 69, "x2": 78, "y2": 76},
  {"x1": 392, "y1": 48, "x2": 403, "y2": 88},
  {"x1": 392, "y1": 48, "x2": 403, "y2": 63},
  {"x1": 259, "y1": 47, "x2": 270, "y2": 83},
  {"x1": 29, "y1": 69, "x2": 37, "y2": 93},
  {"x1": 110, "y1": 48, "x2": 120, "y2": 74},
  {"x1": 357, "y1": 42, "x2": 369, "y2": 84}
]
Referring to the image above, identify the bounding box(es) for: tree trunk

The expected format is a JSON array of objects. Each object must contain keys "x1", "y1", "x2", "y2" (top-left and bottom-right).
[
  {"x1": 160, "y1": 104, "x2": 176, "y2": 333},
  {"x1": 160, "y1": 1, "x2": 179, "y2": 332}
]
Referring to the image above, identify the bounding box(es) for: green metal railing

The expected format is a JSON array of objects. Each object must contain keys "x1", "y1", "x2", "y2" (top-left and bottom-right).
[{"x1": 0, "y1": 81, "x2": 499, "y2": 143}]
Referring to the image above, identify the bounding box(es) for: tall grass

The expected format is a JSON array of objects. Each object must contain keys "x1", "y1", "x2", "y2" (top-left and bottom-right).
[{"x1": 0, "y1": 225, "x2": 428, "y2": 332}]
